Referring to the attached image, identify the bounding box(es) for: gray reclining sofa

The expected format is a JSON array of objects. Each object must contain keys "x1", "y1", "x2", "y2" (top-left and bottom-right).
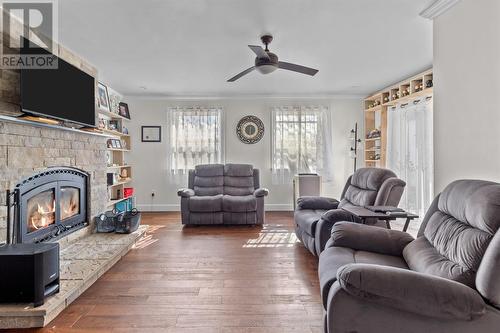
[
  {"x1": 294, "y1": 168, "x2": 406, "y2": 256},
  {"x1": 177, "y1": 163, "x2": 268, "y2": 225},
  {"x1": 319, "y1": 179, "x2": 500, "y2": 333}
]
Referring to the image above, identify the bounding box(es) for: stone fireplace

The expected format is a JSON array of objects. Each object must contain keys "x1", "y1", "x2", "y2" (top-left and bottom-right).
[
  {"x1": 8, "y1": 167, "x2": 89, "y2": 243},
  {"x1": 0, "y1": 119, "x2": 109, "y2": 243}
]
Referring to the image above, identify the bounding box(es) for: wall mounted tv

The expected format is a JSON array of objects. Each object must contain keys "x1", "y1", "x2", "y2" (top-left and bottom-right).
[{"x1": 20, "y1": 44, "x2": 96, "y2": 127}]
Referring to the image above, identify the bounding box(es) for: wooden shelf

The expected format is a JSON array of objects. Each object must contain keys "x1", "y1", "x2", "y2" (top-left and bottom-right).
[
  {"x1": 364, "y1": 68, "x2": 433, "y2": 169},
  {"x1": 101, "y1": 128, "x2": 130, "y2": 137},
  {"x1": 97, "y1": 108, "x2": 130, "y2": 121},
  {"x1": 107, "y1": 165, "x2": 131, "y2": 170},
  {"x1": 365, "y1": 105, "x2": 382, "y2": 112},
  {"x1": 383, "y1": 87, "x2": 433, "y2": 107},
  {"x1": 108, "y1": 148, "x2": 130, "y2": 152},
  {"x1": 106, "y1": 196, "x2": 132, "y2": 207},
  {"x1": 108, "y1": 178, "x2": 132, "y2": 187}
]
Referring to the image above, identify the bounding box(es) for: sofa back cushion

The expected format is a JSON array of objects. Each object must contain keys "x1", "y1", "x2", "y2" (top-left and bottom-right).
[
  {"x1": 223, "y1": 164, "x2": 255, "y2": 196},
  {"x1": 338, "y1": 168, "x2": 397, "y2": 208},
  {"x1": 193, "y1": 164, "x2": 224, "y2": 196},
  {"x1": 404, "y1": 180, "x2": 500, "y2": 293}
]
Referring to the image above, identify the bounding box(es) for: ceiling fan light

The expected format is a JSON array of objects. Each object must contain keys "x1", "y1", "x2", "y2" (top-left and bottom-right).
[{"x1": 256, "y1": 64, "x2": 278, "y2": 74}]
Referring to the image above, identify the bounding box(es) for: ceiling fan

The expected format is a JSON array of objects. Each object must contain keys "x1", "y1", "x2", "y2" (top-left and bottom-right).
[{"x1": 227, "y1": 35, "x2": 319, "y2": 82}]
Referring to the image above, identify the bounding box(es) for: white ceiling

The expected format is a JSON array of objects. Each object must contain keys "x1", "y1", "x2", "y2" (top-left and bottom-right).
[{"x1": 58, "y1": 0, "x2": 433, "y2": 97}]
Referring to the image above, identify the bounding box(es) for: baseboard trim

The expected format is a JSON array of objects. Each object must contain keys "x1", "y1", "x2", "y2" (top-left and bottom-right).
[
  {"x1": 265, "y1": 204, "x2": 293, "y2": 211},
  {"x1": 136, "y1": 204, "x2": 180, "y2": 212},
  {"x1": 136, "y1": 203, "x2": 293, "y2": 212}
]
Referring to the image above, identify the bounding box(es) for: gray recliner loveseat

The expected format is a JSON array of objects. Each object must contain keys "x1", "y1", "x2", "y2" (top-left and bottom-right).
[
  {"x1": 319, "y1": 179, "x2": 500, "y2": 333},
  {"x1": 294, "y1": 168, "x2": 406, "y2": 256},
  {"x1": 177, "y1": 164, "x2": 268, "y2": 225}
]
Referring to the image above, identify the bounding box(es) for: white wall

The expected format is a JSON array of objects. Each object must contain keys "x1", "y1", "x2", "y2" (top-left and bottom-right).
[
  {"x1": 433, "y1": 0, "x2": 500, "y2": 192},
  {"x1": 125, "y1": 97, "x2": 362, "y2": 211}
]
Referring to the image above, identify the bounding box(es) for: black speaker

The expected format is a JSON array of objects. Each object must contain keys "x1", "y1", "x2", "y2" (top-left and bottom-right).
[
  {"x1": 0, "y1": 243, "x2": 60, "y2": 307},
  {"x1": 107, "y1": 173, "x2": 114, "y2": 185}
]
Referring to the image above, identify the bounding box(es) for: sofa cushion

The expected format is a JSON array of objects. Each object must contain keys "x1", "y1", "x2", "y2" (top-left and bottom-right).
[
  {"x1": 222, "y1": 195, "x2": 257, "y2": 212},
  {"x1": 350, "y1": 168, "x2": 397, "y2": 191},
  {"x1": 403, "y1": 237, "x2": 477, "y2": 287},
  {"x1": 224, "y1": 164, "x2": 253, "y2": 177},
  {"x1": 224, "y1": 176, "x2": 254, "y2": 196},
  {"x1": 438, "y1": 180, "x2": 500, "y2": 235},
  {"x1": 404, "y1": 180, "x2": 500, "y2": 287},
  {"x1": 188, "y1": 194, "x2": 223, "y2": 212},
  {"x1": 294, "y1": 209, "x2": 326, "y2": 236},
  {"x1": 319, "y1": 246, "x2": 408, "y2": 309},
  {"x1": 195, "y1": 164, "x2": 224, "y2": 177},
  {"x1": 338, "y1": 168, "x2": 397, "y2": 208}
]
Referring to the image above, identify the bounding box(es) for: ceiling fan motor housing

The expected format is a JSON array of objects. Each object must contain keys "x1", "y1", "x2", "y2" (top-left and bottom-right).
[{"x1": 255, "y1": 52, "x2": 278, "y2": 74}]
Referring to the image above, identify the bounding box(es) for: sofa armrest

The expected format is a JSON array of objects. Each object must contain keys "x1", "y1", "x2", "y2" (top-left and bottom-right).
[
  {"x1": 330, "y1": 221, "x2": 414, "y2": 256},
  {"x1": 177, "y1": 188, "x2": 195, "y2": 198},
  {"x1": 254, "y1": 188, "x2": 269, "y2": 197},
  {"x1": 296, "y1": 196, "x2": 339, "y2": 210},
  {"x1": 337, "y1": 264, "x2": 486, "y2": 321}
]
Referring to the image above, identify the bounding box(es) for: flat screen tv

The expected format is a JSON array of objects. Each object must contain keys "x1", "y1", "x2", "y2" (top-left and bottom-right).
[{"x1": 20, "y1": 46, "x2": 96, "y2": 127}]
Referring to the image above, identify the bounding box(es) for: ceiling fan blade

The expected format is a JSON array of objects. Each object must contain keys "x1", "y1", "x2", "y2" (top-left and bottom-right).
[
  {"x1": 248, "y1": 45, "x2": 270, "y2": 60},
  {"x1": 278, "y1": 61, "x2": 318, "y2": 76},
  {"x1": 227, "y1": 66, "x2": 256, "y2": 82}
]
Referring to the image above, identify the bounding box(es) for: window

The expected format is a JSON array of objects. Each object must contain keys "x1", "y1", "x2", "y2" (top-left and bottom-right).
[
  {"x1": 271, "y1": 106, "x2": 333, "y2": 184},
  {"x1": 167, "y1": 107, "x2": 223, "y2": 181}
]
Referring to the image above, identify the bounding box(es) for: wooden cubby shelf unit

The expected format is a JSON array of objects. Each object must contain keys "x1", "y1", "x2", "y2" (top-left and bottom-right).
[
  {"x1": 363, "y1": 68, "x2": 433, "y2": 168},
  {"x1": 96, "y1": 92, "x2": 134, "y2": 209}
]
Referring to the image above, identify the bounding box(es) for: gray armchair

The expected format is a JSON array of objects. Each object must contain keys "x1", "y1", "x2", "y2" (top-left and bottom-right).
[
  {"x1": 178, "y1": 164, "x2": 269, "y2": 225},
  {"x1": 319, "y1": 179, "x2": 500, "y2": 333},
  {"x1": 294, "y1": 168, "x2": 406, "y2": 256}
]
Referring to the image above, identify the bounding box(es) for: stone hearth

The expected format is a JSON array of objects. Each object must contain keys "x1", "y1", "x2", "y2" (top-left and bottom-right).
[{"x1": 0, "y1": 225, "x2": 147, "y2": 328}]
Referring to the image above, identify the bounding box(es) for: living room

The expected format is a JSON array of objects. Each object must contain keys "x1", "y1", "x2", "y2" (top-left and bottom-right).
[{"x1": 0, "y1": 0, "x2": 499, "y2": 332}]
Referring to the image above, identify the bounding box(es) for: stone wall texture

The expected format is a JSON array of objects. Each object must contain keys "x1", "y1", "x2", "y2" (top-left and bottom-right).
[{"x1": 0, "y1": 120, "x2": 108, "y2": 242}]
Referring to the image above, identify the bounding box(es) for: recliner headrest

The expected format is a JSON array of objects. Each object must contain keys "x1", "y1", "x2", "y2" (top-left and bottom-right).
[
  {"x1": 350, "y1": 168, "x2": 397, "y2": 191},
  {"x1": 195, "y1": 164, "x2": 224, "y2": 177},
  {"x1": 439, "y1": 180, "x2": 500, "y2": 235},
  {"x1": 224, "y1": 164, "x2": 253, "y2": 177}
]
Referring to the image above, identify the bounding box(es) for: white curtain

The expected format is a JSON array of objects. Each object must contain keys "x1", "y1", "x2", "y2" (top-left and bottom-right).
[
  {"x1": 167, "y1": 106, "x2": 224, "y2": 184},
  {"x1": 387, "y1": 97, "x2": 433, "y2": 218},
  {"x1": 271, "y1": 105, "x2": 333, "y2": 184}
]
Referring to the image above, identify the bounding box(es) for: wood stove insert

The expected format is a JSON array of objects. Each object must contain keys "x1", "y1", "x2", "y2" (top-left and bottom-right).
[{"x1": 6, "y1": 167, "x2": 89, "y2": 244}]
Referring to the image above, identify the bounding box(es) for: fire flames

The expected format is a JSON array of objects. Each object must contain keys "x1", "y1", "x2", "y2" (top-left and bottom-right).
[
  {"x1": 27, "y1": 187, "x2": 79, "y2": 233},
  {"x1": 61, "y1": 191, "x2": 79, "y2": 220},
  {"x1": 30, "y1": 201, "x2": 56, "y2": 231}
]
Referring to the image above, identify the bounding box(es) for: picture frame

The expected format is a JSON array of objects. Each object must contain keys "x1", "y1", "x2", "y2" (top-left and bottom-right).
[
  {"x1": 107, "y1": 139, "x2": 113, "y2": 148},
  {"x1": 108, "y1": 120, "x2": 119, "y2": 131},
  {"x1": 110, "y1": 139, "x2": 117, "y2": 148},
  {"x1": 118, "y1": 102, "x2": 131, "y2": 119},
  {"x1": 97, "y1": 82, "x2": 110, "y2": 112},
  {"x1": 141, "y1": 126, "x2": 161, "y2": 142},
  {"x1": 114, "y1": 139, "x2": 122, "y2": 149}
]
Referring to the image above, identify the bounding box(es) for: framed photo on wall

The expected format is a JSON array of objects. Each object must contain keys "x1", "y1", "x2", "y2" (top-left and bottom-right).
[
  {"x1": 118, "y1": 102, "x2": 131, "y2": 119},
  {"x1": 97, "y1": 82, "x2": 110, "y2": 112},
  {"x1": 141, "y1": 126, "x2": 161, "y2": 142}
]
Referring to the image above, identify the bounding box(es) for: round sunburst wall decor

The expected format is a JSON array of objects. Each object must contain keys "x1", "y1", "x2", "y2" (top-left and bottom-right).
[{"x1": 236, "y1": 115, "x2": 264, "y2": 144}]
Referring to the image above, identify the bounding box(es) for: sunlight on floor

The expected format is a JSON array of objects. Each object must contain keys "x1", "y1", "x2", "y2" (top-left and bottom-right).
[
  {"x1": 243, "y1": 224, "x2": 299, "y2": 248},
  {"x1": 133, "y1": 225, "x2": 164, "y2": 249}
]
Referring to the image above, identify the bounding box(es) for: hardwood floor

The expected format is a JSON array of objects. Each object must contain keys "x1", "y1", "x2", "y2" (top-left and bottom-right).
[{"x1": 28, "y1": 212, "x2": 323, "y2": 332}]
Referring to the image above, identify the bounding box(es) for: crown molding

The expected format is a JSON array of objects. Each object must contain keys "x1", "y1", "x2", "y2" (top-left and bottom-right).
[
  {"x1": 419, "y1": 0, "x2": 461, "y2": 19},
  {"x1": 123, "y1": 93, "x2": 365, "y2": 101}
]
